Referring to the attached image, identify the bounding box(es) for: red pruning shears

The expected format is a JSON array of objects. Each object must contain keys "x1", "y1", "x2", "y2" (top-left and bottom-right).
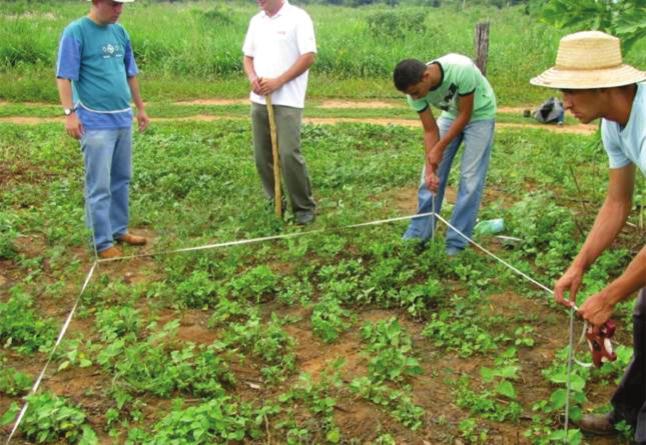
[{"x1": 585, "y1": 320, "x2": 617, "y2": 368}]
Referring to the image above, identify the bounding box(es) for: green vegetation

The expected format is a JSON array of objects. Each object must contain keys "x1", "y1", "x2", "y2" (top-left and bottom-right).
[
  {"x1": 2, "y1": 393, "x2": 97, "y2": 444},
  {"x1": 2, "y1": 116, "x2": 642, "y2": 442},
  {"x1": 1, "y1": 1, "x2": 645, "y2": 443},
  {"x1": 1, "y1": 1, "x2": 644, "y2": 103}
]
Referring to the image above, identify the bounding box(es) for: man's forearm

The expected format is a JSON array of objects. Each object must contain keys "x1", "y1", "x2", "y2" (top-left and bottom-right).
[
  {"x1": 423, "y1": 129, "x2": 439, "y2": 157},
  {"x1": 605, "y1": 245, "x2": 646, "y2": 305},
  {"x1": 243, "y1": 56, "x2": 257, "y2": 82},
  {"x1": 276, "y1": 52, "x2": 315, "y2": 86},
  {"x1": 573, "y1": 197, "x2": 632, "y2": 271},
  {"x1": 435, "y1": 111, "x2": 469, "y2": 153},
  {"x1": 56, "y1": 78, "x2": 75, "y2": 109},
  {"x1": 127, "y1": 76, "x2": 145, "y2": 111}
]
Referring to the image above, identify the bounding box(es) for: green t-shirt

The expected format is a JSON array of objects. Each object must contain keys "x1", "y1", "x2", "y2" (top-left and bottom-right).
[{"x1": 407, "y1": 53, "x2": 496, "y2": 121}]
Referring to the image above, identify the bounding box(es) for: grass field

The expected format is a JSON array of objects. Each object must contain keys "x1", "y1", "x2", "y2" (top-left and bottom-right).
[
  {"x1": 1, "y1": 0, "x2": 644, "y2": 104},
  {"x1": 1, "y1": 115, "x2": 644, "y2": 443},
  {"x1": 2, "y1": 1, "x2": 646, "y2": 444}
]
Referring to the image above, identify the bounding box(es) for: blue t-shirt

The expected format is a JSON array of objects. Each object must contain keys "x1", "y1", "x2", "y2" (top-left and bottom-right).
[
  {"x1": 56, "y1": 17, "x2": 138, "y2": 129},
  {"x1": 601, "y1": 82, "x2": 646, "y2": 176}
]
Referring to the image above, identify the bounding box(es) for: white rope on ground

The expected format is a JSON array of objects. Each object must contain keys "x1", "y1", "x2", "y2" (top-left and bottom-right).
[
  {"x1": 5, "y1": 209, "x2": 586, "y2": 444},
  {"x1": 432, "y1": 212, "x2": 590, "y2": 442},
  {"x1": 433, "y1": 212, "x2": 553, "y2": 293},
  {"x1": 5, "y1": 262, "x2": 97, "y2": 445},
  {"x1": 564, "y1": 307, "x2": 576, "y2": 440},
  {"x1": 96, "y1": 212, "x2": 437, "y2": 263},
  {"x1": 3, "y1": 211, "x2": 433, "y2": 443}
]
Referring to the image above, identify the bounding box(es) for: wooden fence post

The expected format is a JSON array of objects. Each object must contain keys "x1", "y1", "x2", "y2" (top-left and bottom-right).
[{"x1": 474, "y1": 21, "x2": 490, "y2": 76}]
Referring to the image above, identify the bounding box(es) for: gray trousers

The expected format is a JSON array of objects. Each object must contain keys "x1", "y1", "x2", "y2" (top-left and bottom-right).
[
  {"x1": 612, "y1": 288, "x2": 646, "y2": 443},
  {"x1": 251, "y1": 102, "x2": 315, "y2": 217}
]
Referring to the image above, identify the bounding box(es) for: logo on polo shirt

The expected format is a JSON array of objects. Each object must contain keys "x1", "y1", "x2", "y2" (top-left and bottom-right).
[{"x1": 102, "y1": 43, "x2": 124, "y2": 59}]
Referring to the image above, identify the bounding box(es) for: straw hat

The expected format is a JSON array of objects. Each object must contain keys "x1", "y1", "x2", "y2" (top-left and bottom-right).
[{"x1": 531, "y1": 31, "x2": 645, "y2": 89}]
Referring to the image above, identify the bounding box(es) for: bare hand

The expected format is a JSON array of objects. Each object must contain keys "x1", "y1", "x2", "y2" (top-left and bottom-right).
[
  {"x1": 65, "y1": 113, "x2": 83, "y2": 140},
  {"x1": 553, "y1": 266, "x2": 584, "y2": 308},
  {"x1": 578, "y1": 291, "x2": 614, "y2": 326},
  {"x1": 249, "y1": 76, "x2": 262, "y2": 95},
  {"x1": 424, "y1": 164, "x2": 440, "y2": 192},
  {"x1": 259, "y1": 77, "x2": 283, "y2": 96},
  {"x1": 137, "y1": 110, "x2": 150, "y2": 132}
]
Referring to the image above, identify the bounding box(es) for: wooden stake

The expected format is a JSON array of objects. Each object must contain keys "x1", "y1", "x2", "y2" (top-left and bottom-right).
[
  {"x1": 474, "y1": 21, "x2": 490, "y2": 76},
  {"x1": 266, "y1": 95, "x2": 282, "y2": 218}
]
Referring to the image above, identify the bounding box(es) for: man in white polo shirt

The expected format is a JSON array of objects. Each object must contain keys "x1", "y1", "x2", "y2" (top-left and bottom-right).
[{"x1": 243, "y1": 0, "x2": 317, "y2": 225}]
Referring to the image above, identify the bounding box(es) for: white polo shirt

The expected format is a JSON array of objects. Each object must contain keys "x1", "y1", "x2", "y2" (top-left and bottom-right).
[{"x1": 242, "y1": 0, "x2": 316, "y2": 109}]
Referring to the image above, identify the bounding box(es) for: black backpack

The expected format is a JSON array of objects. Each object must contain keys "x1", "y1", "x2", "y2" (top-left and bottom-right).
[{"x1": 532, "y1": 97, "x2": 564, "y2": 124}]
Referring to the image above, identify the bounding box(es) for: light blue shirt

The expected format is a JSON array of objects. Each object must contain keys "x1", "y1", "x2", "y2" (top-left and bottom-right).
[
  {"x1": 56, "y1": 17, "x2": 138, "y2": 129},
  {"x1": 601, "y1": 82, "x2": 646, "y2": 176}
]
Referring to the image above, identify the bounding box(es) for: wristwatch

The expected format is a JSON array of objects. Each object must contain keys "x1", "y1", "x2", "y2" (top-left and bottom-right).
[{"x1": 63, "y1": 107, "x2": 76, "y2": 116}]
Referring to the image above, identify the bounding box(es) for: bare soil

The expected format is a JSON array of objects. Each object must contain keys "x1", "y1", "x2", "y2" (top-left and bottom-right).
[
  {"x1": 174, "y1": 99, "x2": 247, "y2": 106},
  {"x1": 318, "y1": 99, "x2": 400, "y2": 109},
  {"x1": 0, "y1": 103, "x2": 598, "y2": 135}
]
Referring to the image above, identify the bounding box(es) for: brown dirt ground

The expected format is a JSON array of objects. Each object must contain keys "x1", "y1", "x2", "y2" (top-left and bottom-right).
[
  {"x1": 318, "y1": 99, "x2": 400, "y2": 109},
  {"x1": 174, "y1": 98, "x2": 248, "y2": 106},
  {"x1": 0, "y1": 114, "x2": 597, "y2": 135},
  {"x1": 0, "y1": 237, "x2": 629, "y2": 445},
  {"x1": 0, "y1": 109, "x2": 621, "y2": 444},
  {"x1": 170, "y1": 99, "x2": 529, "y2": 113}
]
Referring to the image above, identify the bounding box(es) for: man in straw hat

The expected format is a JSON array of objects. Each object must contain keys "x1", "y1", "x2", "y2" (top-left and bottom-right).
[
  {"x1": 56, "y1": 0, "x2": 149, "y2": 259},
  {"x1": 532, "y1": 31, "x2": 646, "y2": 439}
]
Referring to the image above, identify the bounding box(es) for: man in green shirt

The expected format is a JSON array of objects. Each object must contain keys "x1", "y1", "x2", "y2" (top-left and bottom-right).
[{"x1": 394, "y1": 54, "x2": 496, "y2": 255}]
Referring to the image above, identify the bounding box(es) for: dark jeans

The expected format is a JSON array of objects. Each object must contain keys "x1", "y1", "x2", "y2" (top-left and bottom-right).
[
  {"x1": 611, "y1": 288, "x2": 646, "y2": 442},
  {"x1": 250, "y1": 103, "x2": 315, "y2": 218}
]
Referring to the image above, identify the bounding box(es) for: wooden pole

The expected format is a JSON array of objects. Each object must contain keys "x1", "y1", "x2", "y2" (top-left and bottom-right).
[
  {"x1": 266, "y1": 95, "x2": 282, "y2": 218},
  {"x1": 474, "y1": 21, "x2": 490, "y2": 76}
]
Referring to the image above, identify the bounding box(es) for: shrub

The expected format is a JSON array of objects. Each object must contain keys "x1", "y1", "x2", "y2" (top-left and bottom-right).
[{"x1": 366, "y1": 10, "x2": 427, "y2": 40}]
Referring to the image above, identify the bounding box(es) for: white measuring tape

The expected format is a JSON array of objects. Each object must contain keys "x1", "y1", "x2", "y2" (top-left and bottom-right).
[
  {"x1": 432, "y1": 210, "x2": 592, "y2": 439},
  {"x1": 4, "y1": 211, "x2": 432, "y2": 443},
  {"x1": 5, "y1": 209, "x2": 586, "y2": 443},
  {"x1": 5, "y1": 263, "x2": 97, "y2": 444}
]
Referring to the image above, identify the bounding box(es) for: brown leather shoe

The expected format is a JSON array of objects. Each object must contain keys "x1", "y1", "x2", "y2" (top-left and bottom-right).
[
  {"x1": 98, "y1": 246, "x2": 122, "y2": 259},
  {"x1": 575, "y1": 413, "x2": 617, "y2": 436},
  {"x1": 116, "y1": 233, "x2": 147, "y2": 246}
]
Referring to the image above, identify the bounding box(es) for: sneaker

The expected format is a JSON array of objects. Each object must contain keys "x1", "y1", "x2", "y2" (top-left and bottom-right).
[
  {"x1": 295, "y1": 212, "x2": 315, "y2": 225},
  {"x1": 574, "y1": 413, "x2": 617, "y2": 436},
  {"x1": 98, "y1": 246, "x2": 122, "y2": 259},
  {"x1": 116, "y1": 233, "x2": 147, "y2": 246},
  {"x1": 445, "y1": 247, "x2": 463, "y2": 257}
]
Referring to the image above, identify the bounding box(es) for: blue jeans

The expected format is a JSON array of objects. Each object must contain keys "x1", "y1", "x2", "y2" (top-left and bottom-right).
[
  {"x1": 81, "y1": 128, "x2": 132, "y2": 253},
  {"x1": 403, "y1": 117, "x2": 495, "y2": 250}
]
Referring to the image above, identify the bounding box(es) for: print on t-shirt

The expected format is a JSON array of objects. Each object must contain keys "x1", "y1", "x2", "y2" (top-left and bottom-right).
[{"x1": 438, "y1": 84, "x2": 458, "y2": 111}]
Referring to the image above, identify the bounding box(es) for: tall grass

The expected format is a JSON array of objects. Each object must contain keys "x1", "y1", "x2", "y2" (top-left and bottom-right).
[{"x1": 0, "y1": 0, "x2": 644, "y2": 102}]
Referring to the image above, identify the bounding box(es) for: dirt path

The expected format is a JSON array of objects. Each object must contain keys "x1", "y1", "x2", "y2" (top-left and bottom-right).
[
  {"x1": 317, "y1": 99, "x2": 400, "y2": 109},
  {"x1": 173, "y1": 99, "x2": 533, "y2": 113},
  {"x1": 174, "y1": 98, "x2": 248, "y2": 106},
  {"x1": 0, "y1": 114, "x2": 596, "y2": 135}
]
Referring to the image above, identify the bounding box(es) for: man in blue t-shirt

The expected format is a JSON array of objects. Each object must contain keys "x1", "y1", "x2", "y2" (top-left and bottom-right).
[
  {"x1": 56, "y1": 0, "x2": 149, "y2": 259},
  {"x1": 532, "y1": 31, "x2": 646, "y2": 441}
]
